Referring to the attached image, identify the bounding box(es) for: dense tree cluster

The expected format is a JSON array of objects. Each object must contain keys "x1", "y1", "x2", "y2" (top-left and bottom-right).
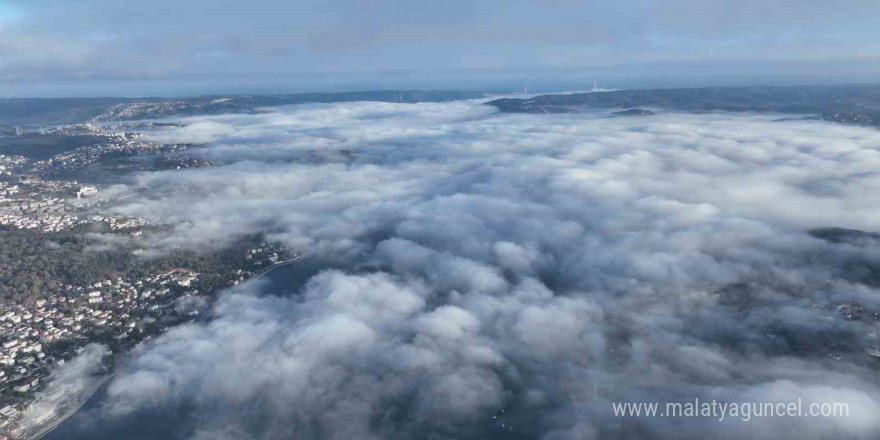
[{"x1": 0, "y1": 227, "x2": 263, "y2": 303}]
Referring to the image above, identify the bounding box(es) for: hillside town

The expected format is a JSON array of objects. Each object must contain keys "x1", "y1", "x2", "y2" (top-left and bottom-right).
[
  {"x1": 0, "y1": 241, "x2": 297, "y2": 439},
  {"x1": 31, "y1": 138, "x2": 199, "y2": 177},
  {"x1": 3, "y1": 123, "x2": 207, "y2": 182},
  {"x1": 0, "y1": 175, "x2": 147, "y2": 234},
  {"x1": 0, "y1": 125, "x2": 298, "y2": 438},
  {"x1": 0, "y1": 267, "x2": 201, "y2": 438},
  {"x1": 0, "y1": 127, "x2": 165, "y2": 236}
]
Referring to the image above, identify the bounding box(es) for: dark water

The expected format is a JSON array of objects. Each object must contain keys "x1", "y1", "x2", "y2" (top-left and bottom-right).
[
  {"x1": 42, "y1": 259, "x2": 329, "y2": 440},
  {"x1": 259, "y1": 258, "x2": 330, "y2": 297}
]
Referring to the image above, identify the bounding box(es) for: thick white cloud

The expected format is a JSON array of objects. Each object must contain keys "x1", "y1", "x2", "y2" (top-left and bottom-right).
[{"x1": 62, "y1": 102, "x2": 880, "y2": 439}]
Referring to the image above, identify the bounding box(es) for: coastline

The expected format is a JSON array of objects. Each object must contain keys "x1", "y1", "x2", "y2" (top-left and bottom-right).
[
  {"x1": 251, "y1": 255, "x2": 303, "y2": 279},
  {"x1": 27, "y1": 374, "x2": 112, "y2": 440},
  {"x1": 24, "y1": 255, "x2": 304, "y2": 440}
]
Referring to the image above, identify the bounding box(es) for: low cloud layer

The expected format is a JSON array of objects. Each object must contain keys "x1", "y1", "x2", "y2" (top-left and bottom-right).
[
  {"x1": 61, "y1": 103, "x2": 880, "y2": 439},
  {"x1": 21, "y1": 344, "x2": 108, "y2": 426}
]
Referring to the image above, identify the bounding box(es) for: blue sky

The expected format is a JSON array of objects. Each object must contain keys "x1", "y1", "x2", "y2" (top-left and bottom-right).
[
  {"x1": 1, "y1": 0, "x2": 880, "y2": 97},
  {"x1": 0, "y1": 2, "x2": 21, "y2": 22}
]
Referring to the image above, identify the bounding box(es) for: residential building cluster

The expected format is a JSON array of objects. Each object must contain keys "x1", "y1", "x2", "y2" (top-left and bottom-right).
[
  {"x1": 0, "y1": 206, "x2": 146, "y2": 234},
  {"x1": 0, "y1": 156, "x2": 26, "y2": 177},
  {"x1": 0, "y1": 184, "x2": 18, "y2": 198},
  {"x1": 30, "y1": 133, "x2": 196, "y2": 177},
  {"x1": 0, "y1": 177, "x2": 83, "y2": 211},
  {"x1": 104, "y1": 215, "x2": 146, "y2": 231},
  {"x1": 247, "y1": 245, "x2": 282, "y2": 264},
  {"x1": 0, "y1": 269, "x2": 203, "y2": 438},
  {"x1": 74, "y1": 186, "x2": 97, "y2": 199},
  {"x1": 36, "y1": 124, "x2": 119, "y2": 137},
  {"x1": 156, "y1": 156, "x2": 213, "y2": 170},
  {"x1": 0, "y1": 213, "x2": 84, "y2": 233},
  {"x1": 0, "y1": 175, "x2": 147, "y2": 234},
  {"x1": 91, "y1": 101, "x2": 190, "y2": 121},
  {"x1": 0, "y1": 236, "x2": 298, "y2": 438}
]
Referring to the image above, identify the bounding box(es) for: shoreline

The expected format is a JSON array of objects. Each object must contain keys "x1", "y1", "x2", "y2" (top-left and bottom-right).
[
  {"x1": 27, "y1": 374, "x2": 112, "y2": 440},
  {"x1": 23, "y1": 255, "x2": 303, "y2": 440},
  {"x1": 252, "y1": 255, "x2": 303, "y2": 279}
]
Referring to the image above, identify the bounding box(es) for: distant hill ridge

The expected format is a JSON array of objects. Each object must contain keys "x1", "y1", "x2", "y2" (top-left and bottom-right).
[
  {"x1": 0, "y1": 90, "x2": 488, "y2": 126},
  {"x1": 486, "y1": 84, "x2": 880, "y2": 126}
]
